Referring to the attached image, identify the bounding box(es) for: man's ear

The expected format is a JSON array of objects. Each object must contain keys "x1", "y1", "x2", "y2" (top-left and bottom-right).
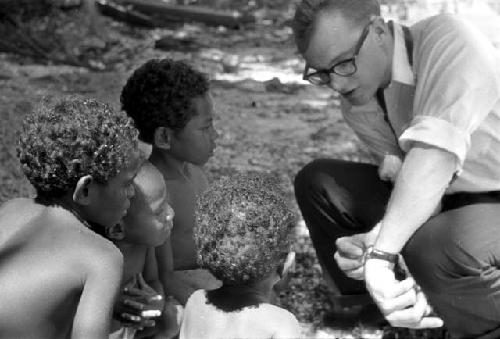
[
  {"x1": 154, "y1": 126, "x2": 173, "y2": 150},
  {"x1": 73, "y1": 175, "x2": 93, "y2": 205},
  {"x1": 372, "y1": 17, "x2": 388, "y2": 43}
]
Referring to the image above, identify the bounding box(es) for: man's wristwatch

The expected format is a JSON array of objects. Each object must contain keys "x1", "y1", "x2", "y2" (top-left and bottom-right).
[{"x1": 364, "y1": 246, "x2": 398, "y2": 265}]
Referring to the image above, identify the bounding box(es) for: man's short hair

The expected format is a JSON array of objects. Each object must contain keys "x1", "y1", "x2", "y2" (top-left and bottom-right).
[
  {"x1": 293, "y1": 0, "x2": 381, "y2": 53},
  {"x1": 120, "y1": 58, "x2": 210, "y2": 144},
  {"x1": 17, "y1": 97, "x2": 139, "y2": 199},
  {"x1": 195, "y1": 172, "x2": 296, "y2": 285}
]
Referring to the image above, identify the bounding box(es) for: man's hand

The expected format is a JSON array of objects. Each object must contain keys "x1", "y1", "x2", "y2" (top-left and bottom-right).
[
  {"x1": 378, "y1": 154, "x2": 403, "y2": 183},
  {"x1": 334, "y1": 224, "x2": 381, "y2": 280},
  {"x1": 114, "y1": 274, "x2": 164, "y2": 330},
  {"x1": 364, "y1": 258, "x2": 444, "y2": 329}
]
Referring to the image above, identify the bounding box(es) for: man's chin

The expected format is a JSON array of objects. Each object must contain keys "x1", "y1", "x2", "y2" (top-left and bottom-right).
[{"x1": 344, "y1": 92, "x2": 370, "y2": 106}]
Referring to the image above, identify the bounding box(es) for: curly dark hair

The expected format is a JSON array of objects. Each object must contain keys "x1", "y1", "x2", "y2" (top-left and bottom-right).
[
  {"x1": 17, "y1": 97, "x2": 140, "y2": 199},
  {"x1": 120, "y1": 58, "x2": 210, "y2": 144},
  {"x1": 195, "y1": 172, "x2": 296, "y2": 285}
]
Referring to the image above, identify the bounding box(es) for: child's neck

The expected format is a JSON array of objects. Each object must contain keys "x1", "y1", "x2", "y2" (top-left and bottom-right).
[
  {"x1": 206, "y1": 278, "x2": 275, "y2": 312},
  {"x1": 36, "y1": 195, "x2": 107, "y2": 237},
  {"x1": 150, "y1": 147, "x2": 189, "y2": 180}
]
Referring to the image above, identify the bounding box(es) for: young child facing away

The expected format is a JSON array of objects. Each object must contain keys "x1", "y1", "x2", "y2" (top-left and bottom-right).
[
  {"x1": 0, "y1": 97, "x2": 143, "y2": 339},
  {"x1": 109, "y1": 161, "x2": 180, "y2": 339},
  {"x1": 180, "y1": 172, "x2": 301, "y2": 339},
  {"x1": 121, "y1": 58, "x2": 220, "y2": 304}
]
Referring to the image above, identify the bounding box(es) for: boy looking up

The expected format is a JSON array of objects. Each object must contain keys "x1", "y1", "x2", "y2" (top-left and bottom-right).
[
  {"x1": 121, "y1": 58, "x2": 220, "y2": 304},
  {"x1": 109, "y1": 161, "x2": 179, "y2": 339},
  {"x1": 180, "y1": 172, "x2": 300, "y2": 339},
  {"x1": 0, "y1": 97, "x2": 143, "y2": 339}
]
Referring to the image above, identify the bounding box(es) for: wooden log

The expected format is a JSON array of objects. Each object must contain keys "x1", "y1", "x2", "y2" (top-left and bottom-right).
[
  {"x1": 96, "y1": 0, "x2": 156, "y2": 27},
  {"x1": 120, "y1": 0, "x2": 255, "y2": 28}
]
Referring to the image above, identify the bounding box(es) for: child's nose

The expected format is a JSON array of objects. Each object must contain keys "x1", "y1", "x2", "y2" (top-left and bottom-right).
[
  {"x1": 127, "y1": 184, "x2": 135, "y2": 198},
  {"x1": 211, "y1": 126, "x2": 220, "y2": 142},
  {"x1": 165, "y1": 203, "x2": 175, "y2": 222}
]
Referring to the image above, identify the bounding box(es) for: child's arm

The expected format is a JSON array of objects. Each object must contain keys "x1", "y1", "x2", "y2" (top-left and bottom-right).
[
  {"x1": 71, "y1": 246, "x2": 123, "y2": 339},
  {"x1": 143, "y1": 247, "x2": 164, "y2": 294},
  {"x1": 144, "y1": 247, "x2": 182, "y2": 339},
  {"x1": 156, "y1": 237, "x2": 196, "y2": 305}
]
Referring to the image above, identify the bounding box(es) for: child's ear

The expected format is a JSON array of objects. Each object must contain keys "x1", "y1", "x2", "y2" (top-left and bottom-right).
[
  {"x1": 72, "y1": 175, "x2": 93, "y2": 205},
  {"x1": 278, "y1": 252, "x2": 296, "y2": 279},
  {"x1": 154, "y1": 126, "x2": 173, "y2": 150}
]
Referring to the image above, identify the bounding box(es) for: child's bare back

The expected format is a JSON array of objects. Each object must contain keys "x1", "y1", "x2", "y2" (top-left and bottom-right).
[
  {"x1": 0, "y1": 198, "x2": 122, "y2": 339},
  {"x1": 180, "y1": 290, "x2": 299, "y2": 339}
]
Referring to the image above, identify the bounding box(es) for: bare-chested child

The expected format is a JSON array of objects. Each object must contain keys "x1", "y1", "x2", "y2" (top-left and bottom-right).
[
  {"x1": 109, "y1": 161, "x2": 180, "y2": 339},
  {"x1": 180, "y1": 172, "x2": 301, "y2": 339},
  {"x1": 0, "y1": 97, "x2": 143, "y2": 339},
  {"x1": 121, "y1": 58, "x2": 220, "y2": 304}
]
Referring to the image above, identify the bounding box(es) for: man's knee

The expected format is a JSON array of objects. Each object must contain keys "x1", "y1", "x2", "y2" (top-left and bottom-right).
[
  {"x1": 295, "y1": 159, "x2": 325, "y2": 190},
  {"x1": 294, "y1": 159, "x2": 343, "y2": 202},
  {"x1": 402, "y1": 210, "x2": 491, "y2": 293},
  {"x1": 402, "y1": 218, "x2": 451, "y2": 293}
]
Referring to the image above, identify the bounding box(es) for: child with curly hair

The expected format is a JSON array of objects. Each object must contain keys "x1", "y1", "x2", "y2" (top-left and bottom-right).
[
  {"x1": 109, "y1": 161, "x2": 181, "y2": 339},
  {"x1": 179, "y1": 172, "x2": 301, "y2": 339},
  {"x1": 0, "y1": 97, "x2": 143, "y2": 339},
  {"x1": 121, "y1": 58, "x2": 220, "y2": 306}
]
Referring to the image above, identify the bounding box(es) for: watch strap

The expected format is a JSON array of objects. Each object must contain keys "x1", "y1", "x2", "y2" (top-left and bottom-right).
[{"x1": 364, "y1": 246, "x2": 398, "y2": 265}]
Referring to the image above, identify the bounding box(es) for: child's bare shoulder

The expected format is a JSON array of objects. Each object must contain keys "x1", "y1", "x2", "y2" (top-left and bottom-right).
[
  {"x1": 42, "y1": 206, "x2": 123, "y2": 269},
  {"x1": 0, "y1": 198, "x2": 40, "y2": 219}
]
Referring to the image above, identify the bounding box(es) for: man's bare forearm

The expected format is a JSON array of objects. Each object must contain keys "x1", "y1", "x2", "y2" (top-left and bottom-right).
[{"x1": 374, "y1": 144, "x2": 457, "y2": 254}]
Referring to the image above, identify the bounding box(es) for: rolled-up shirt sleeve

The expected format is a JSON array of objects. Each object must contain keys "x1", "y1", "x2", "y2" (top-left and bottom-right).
[{"x1": 399, "y1": 16, "x2": 500, "y2": 170}]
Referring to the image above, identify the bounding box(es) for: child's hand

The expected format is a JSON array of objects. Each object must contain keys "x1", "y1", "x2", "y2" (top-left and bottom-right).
[
  {"x1": 156, "y1": 296, "x2": 183, "y2": 339},
  {"x1": 114, "y1": 275, "x2": 164, "y2": 330}
]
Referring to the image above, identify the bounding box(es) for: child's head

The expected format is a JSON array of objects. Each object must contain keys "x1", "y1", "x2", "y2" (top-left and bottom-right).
[
  {"x1": 17, "y1": 97, "x2": 143, "y2": 227},
  {"x1": 195, "y1": 172, "x2": 296, "y2": 286},
  {"x1": 120, "y1": 162, "x2": 175, "y2": 247},
  {"x1": 121, "y1": 58, "x2": 218, "y2": 166}
]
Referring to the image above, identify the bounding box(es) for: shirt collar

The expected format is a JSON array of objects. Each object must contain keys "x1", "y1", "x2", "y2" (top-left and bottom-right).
[{"x1": 391, "y1": 22, "x2": 415, "y2": 85}]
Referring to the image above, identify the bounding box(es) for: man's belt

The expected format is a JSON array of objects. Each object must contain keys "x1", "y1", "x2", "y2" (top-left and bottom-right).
[{"x1": 441, "y1": 191, "x2": 500, "y2": 212}]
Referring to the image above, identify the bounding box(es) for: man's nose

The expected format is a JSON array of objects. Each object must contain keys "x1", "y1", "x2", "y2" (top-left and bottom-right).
[
  {"x1": 211, "y1": 126, "x2": 220, "y2": 142},
  {"x1": 327, "y1": 74, "x2": 349, "y2": 93}
]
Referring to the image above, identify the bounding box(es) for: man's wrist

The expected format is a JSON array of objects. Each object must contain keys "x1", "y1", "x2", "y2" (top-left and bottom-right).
[{"x1": 364, "y1": 246, "x2": 399, "y2": 266}]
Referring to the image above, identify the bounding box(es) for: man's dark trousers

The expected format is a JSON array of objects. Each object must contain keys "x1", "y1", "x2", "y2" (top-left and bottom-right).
[{"x1": 294, "y1": 158, "x2": 500, "y2": 339}]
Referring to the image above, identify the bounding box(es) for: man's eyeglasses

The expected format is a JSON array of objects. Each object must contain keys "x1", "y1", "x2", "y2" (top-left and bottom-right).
[{"x1": 303, "y1": 21, "x2": 372, "y2": 86}]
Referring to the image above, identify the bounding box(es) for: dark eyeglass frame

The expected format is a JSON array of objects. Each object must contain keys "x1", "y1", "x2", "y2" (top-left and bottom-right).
[{"x1": 303, "y1": 21, "x2": 373, "y2": 85}]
